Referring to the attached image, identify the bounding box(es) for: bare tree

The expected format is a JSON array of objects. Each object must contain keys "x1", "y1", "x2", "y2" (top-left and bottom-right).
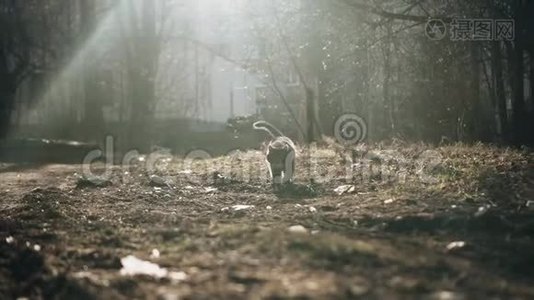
[{"x1": 0, "y1": 1, "x2": 30, "y2": 138}]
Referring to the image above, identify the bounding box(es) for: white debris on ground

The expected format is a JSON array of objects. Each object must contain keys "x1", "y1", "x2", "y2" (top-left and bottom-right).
[
  {"x1": 120, "y1": 255, "x2": 187, "y2": 282},
  {"x1": 293, "y1": 204, "x2": 318, "y2": 213},
  {"x1": 232, "y1": 205, "x2": 254, "y2": 211},
  {"x1": 288, "y1": 225, "x2": 308, "y2": 234},
  {"x1": 334, "y1": 185, "x2": 356, "y2": 196},
  {"x1": 203, "y1": 187, "x2": 218, "y2": 194},
  {"x1": 221, "y1": 205, "x2": 255, "y2": 212},
  {"x1": 150, "y1": 249, "x2": 160, "y2": 259},
  {"x1": 474, "y1": 205, "x2": 491, "y2": 217},
  {"x1": 446, "y1": 241, "x2": 466, "y2": 252},
  {"x1": 384, "y1": 198, "x2": 395, "y2": 204},
  {"x1": 428, "y1": 290, "x2": 465, "y2": 300}
]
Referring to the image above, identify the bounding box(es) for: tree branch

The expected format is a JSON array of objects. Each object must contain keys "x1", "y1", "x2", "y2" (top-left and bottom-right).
[{"x1": 339, "y1": 0, "x2": 452, "y2": 23}]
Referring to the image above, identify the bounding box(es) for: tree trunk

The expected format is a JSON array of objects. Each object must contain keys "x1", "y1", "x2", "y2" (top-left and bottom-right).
[
  {"x1": 0, "y1": 88, "x2": 15, "y2": 138},
  {"x1": 511, "y1": 45, "x2": 527, "y2": 146},
  {"x1": 492, "y1": 41, "x2": 508, "y2": 139},
  {"x1": 530, "y1": 49, "x2": 534, "y2": 107},
  {"x1": 526, "y1": 0, "x2": 534, "y2": 120},
  {"x1": 126, "y1": 0, "x2": 158, "y2": 152},
  {"x1": 306, "y1": 87, "x2": 315, "y2": 143},
  {"x1": 469, "y1": 43, "x2": 481, "y2": 141},
  {"x1": 383, "y1": 26, "x2": 395, "y2": 138},
  {"x1": 0, "y1": 43, "x2": 16, "y2": 138},
  {"x1": 510, "y1": 2, "x2": 528, "y2": 146},
  {"x1": 80, "y1": 0, "x2": 104, "y2": 142},
  {"x1": 529, "y1": 48, "x2": 534, "y2": 144},
  {"x1": 0, "y1": 1, "x2": 28, "y2": 139}
]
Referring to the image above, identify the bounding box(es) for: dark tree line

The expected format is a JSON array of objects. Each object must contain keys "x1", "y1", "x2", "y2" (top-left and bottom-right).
[{"x1": 312, "y1": 0, "x2": 534, "y2": 146}]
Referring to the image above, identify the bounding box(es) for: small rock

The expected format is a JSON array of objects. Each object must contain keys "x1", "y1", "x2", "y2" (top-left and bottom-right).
[
  {"x1": 288, "y1": 225, "x2": 308, "y2": 234},
  {"x1": 309, "y1": 206, "x2": 317, "y2": 213},
  {"x1": 5, "y1": 236, "x2": 14, "y2": 244},
  {"x1": 149, "y1": 175, "x2": 170, "y2": 187},
  {"x1": 150, "y1": 249, "x2": 160, "y2": 259},
  {"x1": 266, "y1": 206, "x2": 272, "y2": 210}
]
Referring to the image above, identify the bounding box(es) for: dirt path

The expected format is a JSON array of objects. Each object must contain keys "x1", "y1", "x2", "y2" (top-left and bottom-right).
[{"x1": 1, "y1": 144, "x2": 533, "y2": 299}]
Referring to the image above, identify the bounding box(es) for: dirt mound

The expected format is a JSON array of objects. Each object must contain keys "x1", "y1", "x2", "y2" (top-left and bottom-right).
[{"x1": 15, "y1": 188, "x2": 81, "y2": 225}]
